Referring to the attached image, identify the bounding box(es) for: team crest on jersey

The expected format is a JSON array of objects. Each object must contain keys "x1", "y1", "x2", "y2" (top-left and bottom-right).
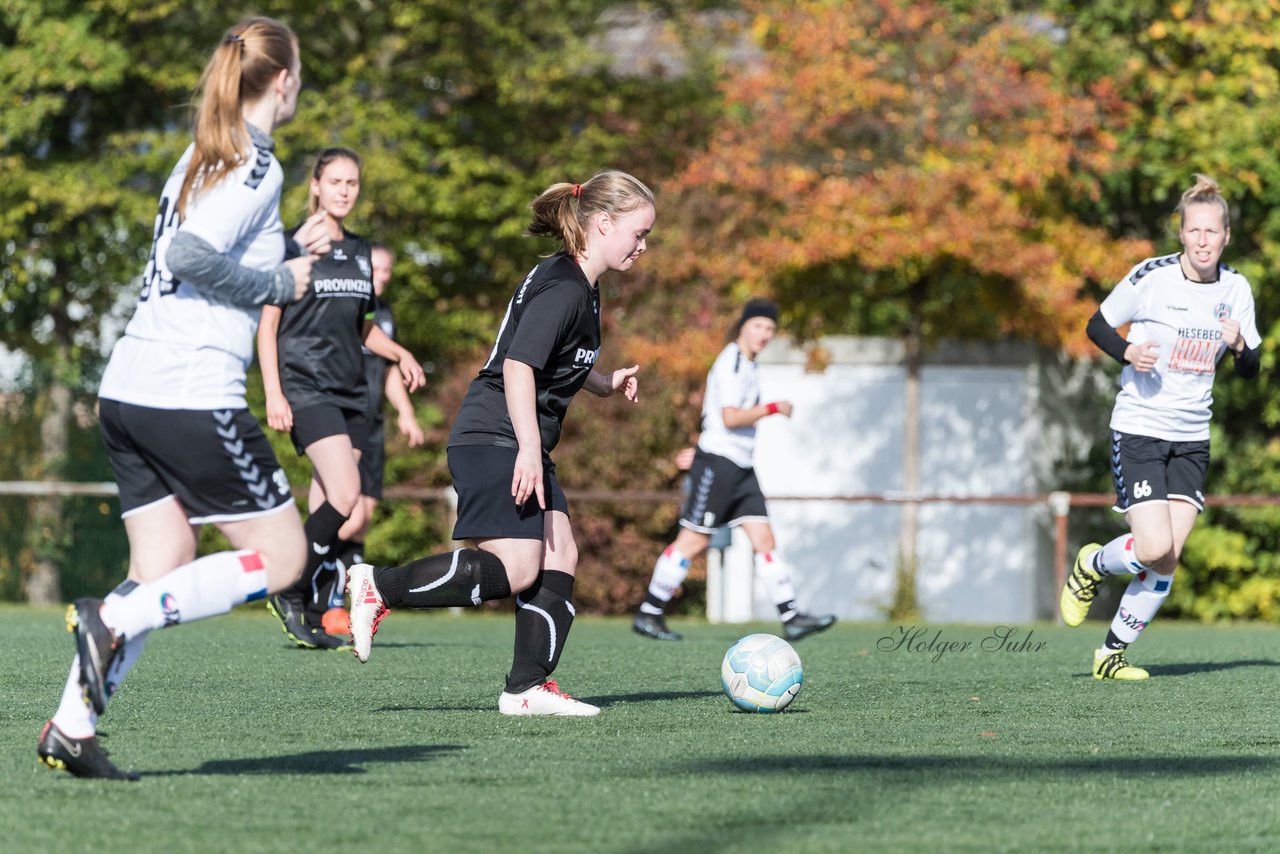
[
  {"x1": 1215, "y1": 302, "x2": 1232, "y2": 320},
  {"x1": 356, "y1": 255, "x2": 371, "y2": 278}
]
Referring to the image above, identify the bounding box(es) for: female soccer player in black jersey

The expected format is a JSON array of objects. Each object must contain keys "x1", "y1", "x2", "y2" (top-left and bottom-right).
[
  {"x1": 347, "y1": 170, "x2": 654, "y2": 716},
  {"x1": 1059, "y1": 175, "x2": 1261, "y2": 680},
  {"x1": 258, "y1": 148, "x2": 424, "y2": 649},
  {"x1": 39, "y1": 17, "x2": 322, "y2": 780},
  {"x1": 317, "y1": 242, "x2": 425, "y2": 632}
]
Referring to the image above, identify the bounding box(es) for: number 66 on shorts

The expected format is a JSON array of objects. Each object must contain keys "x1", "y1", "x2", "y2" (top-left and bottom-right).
[{"x1": 1110, "y1": 430, "x2": 1210, "y2": 513}]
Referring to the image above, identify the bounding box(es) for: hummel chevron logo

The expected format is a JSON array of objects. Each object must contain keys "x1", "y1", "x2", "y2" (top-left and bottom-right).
[
  {"x1": 313, "y1": 543, "x2": 331, "y2": 556},
  {"x1": 213, "y1": 410, "x2": 234, "y2": 425},
  {"x1": 222, "y1": 439, "x2": 245, "y2": 456}
]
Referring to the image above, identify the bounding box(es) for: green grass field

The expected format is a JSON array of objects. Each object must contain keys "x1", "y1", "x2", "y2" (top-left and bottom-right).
[{"x1": 3, "y1": 605, "x2": 1279, "y2": 853}]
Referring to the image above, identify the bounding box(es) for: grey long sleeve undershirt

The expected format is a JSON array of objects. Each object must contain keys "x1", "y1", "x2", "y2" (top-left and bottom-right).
[
  {"x1": 163, "y1": 120, "x2": 297, "y2": 308},
  {"x1": 165, "y1": 233, "x2": 297, "y2": 308}
]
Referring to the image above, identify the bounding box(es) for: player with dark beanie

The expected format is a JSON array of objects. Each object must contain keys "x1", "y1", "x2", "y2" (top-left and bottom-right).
[
  {"x1": 258, "y1": 148, "x2": 425, "y2": 649},
  {"x1": 347, "y1": 169, "x2": 655, "y2": 716},
  {"x1": 632, "y1": 298, "x2": 836, "y2": 642}
]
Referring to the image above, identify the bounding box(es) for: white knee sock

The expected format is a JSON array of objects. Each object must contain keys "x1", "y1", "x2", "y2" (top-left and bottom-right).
[
  {"x1": 100, "y1": 550, "x2": 268, "y2": 640},
  {"x1": 51, "y1": 656, "x2": 95, "y2": 738},
  {"x1": 1105, "y1": 571, "x2": 1174, "y2": 647},
  {"x1": 754, "y1": 551, "x2": 798, "y2": 620},
  {"x1": 1096, "y1": 533, "x2": 1148, "y2": 577},
  {"x1": 639, "y1": 547, "x2": 691, "y2": 614}
]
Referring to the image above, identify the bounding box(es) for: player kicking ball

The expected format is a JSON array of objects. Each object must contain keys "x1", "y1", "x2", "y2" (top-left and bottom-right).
[{"x1": 632, "y1": 299, "x2": 835, "y2": 643}]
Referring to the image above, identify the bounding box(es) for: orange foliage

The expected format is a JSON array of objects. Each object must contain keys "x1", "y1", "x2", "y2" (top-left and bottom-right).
[{"x1": 657, "y1": 0, "x2": 1151, "y2": 355}]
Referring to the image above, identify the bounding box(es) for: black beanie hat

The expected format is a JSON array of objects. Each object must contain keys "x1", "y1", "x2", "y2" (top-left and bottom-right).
[{"x1": 740, "y1": 298, "x2": 779, "y2": 324}]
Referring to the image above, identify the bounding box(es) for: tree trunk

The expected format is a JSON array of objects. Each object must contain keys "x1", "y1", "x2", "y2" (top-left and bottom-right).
[
  {"x1": 23, "y1": 349, "x2": 72, "y2": 605},
  {"x1": 889, "y1": 277, "x2": 926, "y2": 620}
]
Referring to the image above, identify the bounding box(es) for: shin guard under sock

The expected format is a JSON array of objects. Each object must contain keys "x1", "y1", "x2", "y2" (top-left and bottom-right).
[
  {"x1": 639, "y1": 546, "x2": 690, "y2": 616},
  {"x1": 506, "y1": 570, "x2": 576, "y2": 693},
  {"x1": 374, "y1": 548, "x2": 511, "y2": 608},
  {"x1": 1105, "y1": 570, "x2": 1174, "y2": 648},
  {"x1": 288, "y1": 502, "x2": 349, "y2": 604}
]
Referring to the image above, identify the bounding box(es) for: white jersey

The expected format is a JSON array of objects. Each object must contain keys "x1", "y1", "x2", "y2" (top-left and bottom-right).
[
  {"x1": 1101, "y1": 253, "x2": 1261, "y2": 442},
  {"x1": 697, "y1": 343, "x2": 761, "y2": 468},
  {"x1": 99, "y1": 140, "x2": 285, "y2": 410}
]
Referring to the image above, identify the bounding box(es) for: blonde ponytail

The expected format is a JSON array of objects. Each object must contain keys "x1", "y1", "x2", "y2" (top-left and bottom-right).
[
  {"x1": 527, "y1": 170, "x2": 654, "y2": 258},
  {"x1": 176, "y1": 17, "x2": 297, "y2": 216}
]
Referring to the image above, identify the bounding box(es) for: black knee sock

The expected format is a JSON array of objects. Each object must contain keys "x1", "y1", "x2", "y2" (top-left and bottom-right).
[
  {"x1": 372, "y1": 548, "x2": 512, "y2": 608},
  {"x1": 506, "y1": 570, "x2": 576, "y2": 693},
  {"x1": 323, "y1": 539, "x2": 363, "y2": 609},
  {"x1": 287, "y1": 502, "x2": 348, "y2": 604}
]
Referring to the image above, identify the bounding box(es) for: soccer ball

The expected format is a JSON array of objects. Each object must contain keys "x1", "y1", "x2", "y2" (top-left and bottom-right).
[{"x1": 720, "y1": 633, "x2": 803, "y2": 713}]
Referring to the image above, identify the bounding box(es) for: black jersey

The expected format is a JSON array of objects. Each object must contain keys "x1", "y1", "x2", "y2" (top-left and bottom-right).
[
  {"x1": 360, "y1": 300, "x2": 397, "y2": 424},
  {"x1": 277, "y1": 227, "x2": 375, "y2": 411},
  {"x1": 449, "y1": 253, "x2": 600, "y2": 455}
]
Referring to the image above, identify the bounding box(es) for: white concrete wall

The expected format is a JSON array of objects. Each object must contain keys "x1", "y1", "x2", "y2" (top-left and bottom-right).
[{"x1": 709, "y1": 337, "x2": 1096, "y2": 624}]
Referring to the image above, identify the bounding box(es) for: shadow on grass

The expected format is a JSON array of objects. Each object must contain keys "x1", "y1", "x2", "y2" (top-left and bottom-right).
[
  {"x1": 1145, "y1": 659, "x2": 1280, "y2": 677},
  {"x1": 371, "y1": 690, "x2": 725, "y2": 713},
  {"x1": 147, "y1": 744, "x2": 461, "y2": 777},
  {"x1": 594, "y1": 690, "x2": 723, "y2": 707},
  {"x1": 376, "y1": 704, "x2": 490, "y2": 713},
  {"x1": 686, "y1": 753, "x2": 1278, "y2": 777}
]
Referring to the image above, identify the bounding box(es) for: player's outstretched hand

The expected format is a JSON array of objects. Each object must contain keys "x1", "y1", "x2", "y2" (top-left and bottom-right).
[
  {"x1": 397, "y1": 352, "x2": 426, "y2": 393},
  {"x1": 774, "y1": 400, "x2": 793, "y2": 417},
  {"x1": 610, "y1": 364, "x2": 641, "y2": 402}
]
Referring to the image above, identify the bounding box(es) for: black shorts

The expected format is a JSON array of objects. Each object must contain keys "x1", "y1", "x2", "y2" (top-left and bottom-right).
[
  {"x1": 448, "y1": 444, "x2": 569, "y2": 541},
  {"x1": 359, "y1": 419, "x2": 386, "y2": 499},
  {"x1": 1111, "y1": 430, "x2": 1210, "y2": 513},
  {"x1": 99, "y1": 399, "x2": 294, "y2": 524},
  {"x1": 678, "y1": 448, "x2": 769, "y2": 533},
  {"x1": 290, "y1": 402, "x2": 369, "y2": 457}
]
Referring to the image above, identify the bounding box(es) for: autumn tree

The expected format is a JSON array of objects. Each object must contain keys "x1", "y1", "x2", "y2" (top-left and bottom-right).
[{"x1": 656, "y1": 0, "x2": 1150, "y2": 606}]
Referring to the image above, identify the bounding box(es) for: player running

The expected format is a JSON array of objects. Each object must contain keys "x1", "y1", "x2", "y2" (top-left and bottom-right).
[
  {"x1": 39, "y1": 17, "x2": 317, "y2": 780},
  {"x1": 313, "y1": 241, "x2": 426, "y2": 638},
  {"x1": 1060, "y1": 174, "x2": 1261, "y2": 680},
  {"x1": 258, "y1": 148, "x2": 424, "y2": 650},
  {"x1": 631, "y1": 299, "x2": 836, "y2": 642},
  {"x1": 346, "y1": 170, "x2": 654, "y2": 716}
]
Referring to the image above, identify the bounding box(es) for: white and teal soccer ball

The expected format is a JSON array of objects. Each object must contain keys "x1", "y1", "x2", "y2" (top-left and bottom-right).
[{"x1": 720, "y1": 633, "x2": 802, "y2": 713}]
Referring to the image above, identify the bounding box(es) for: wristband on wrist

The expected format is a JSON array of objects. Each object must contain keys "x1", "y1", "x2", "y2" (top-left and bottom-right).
[{"x1": 765, "y1": 402, "x2": 779, "y2": 415}]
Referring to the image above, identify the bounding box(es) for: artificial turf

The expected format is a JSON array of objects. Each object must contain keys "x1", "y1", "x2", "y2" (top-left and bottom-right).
[{"x1": 4, "y1": 605, "x2": 1279, "y2": 852}]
